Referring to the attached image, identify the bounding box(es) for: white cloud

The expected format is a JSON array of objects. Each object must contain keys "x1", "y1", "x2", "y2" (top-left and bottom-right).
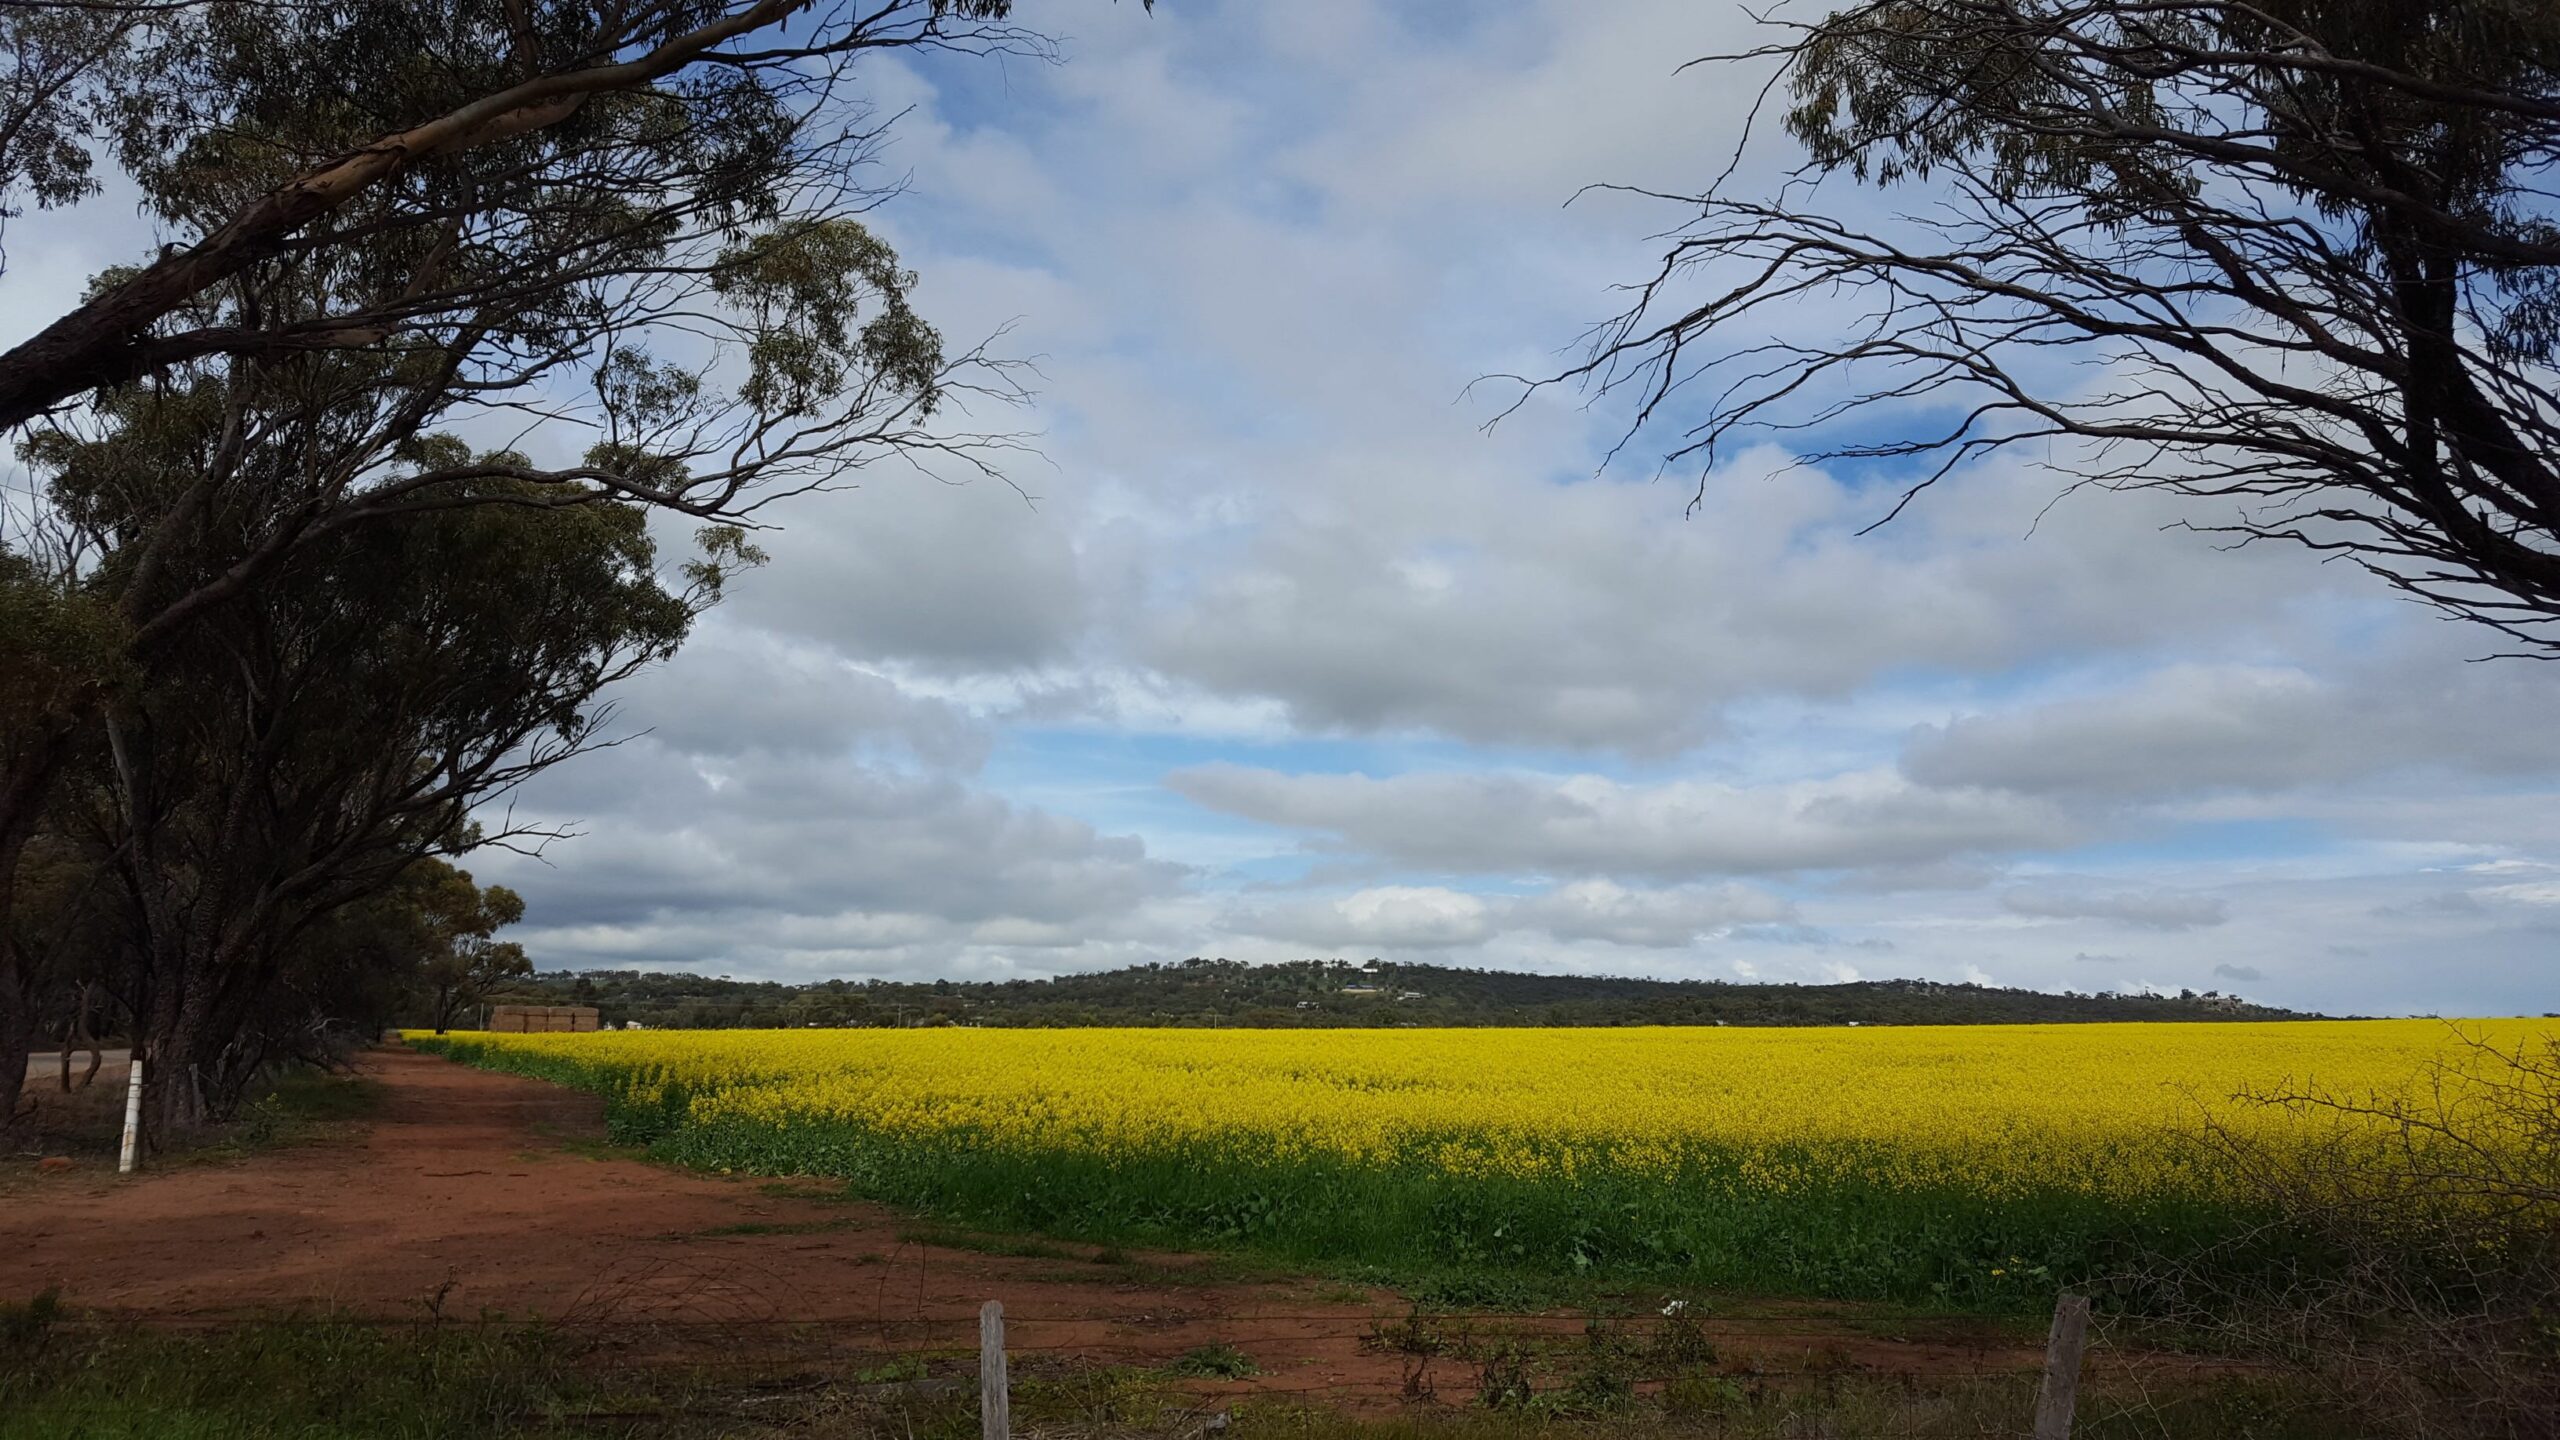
[
  {"x1": 1169, "y1": 764, "x2": 2077, "y2": 879},
  {"x1": 1512, "y1": 879, "x2": 1794, "y2": 947},
  {"x1": 2002, "y1": 887, "x2": 2231, "y2": 932},
  {"x1": 1235, "y1": 886, "x2": 1497, "y2": 950},
  {"x1": 1904, "y1": 654, "x2": 2560, "y2": 802}
]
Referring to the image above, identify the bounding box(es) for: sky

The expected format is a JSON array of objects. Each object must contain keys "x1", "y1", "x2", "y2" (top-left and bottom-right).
[{"x1": 13, "y1": 0, "x2": 2560, "y2": 1015}]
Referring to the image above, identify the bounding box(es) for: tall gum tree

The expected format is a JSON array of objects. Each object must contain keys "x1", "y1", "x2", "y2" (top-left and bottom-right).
[{"x1": 0, "y1": 0, "x2": 1059, "y2": 1127}]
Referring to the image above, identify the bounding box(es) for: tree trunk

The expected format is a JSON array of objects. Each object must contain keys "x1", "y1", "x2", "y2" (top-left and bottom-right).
[
  {"x1": 141, "y1": 969, "x2": 223, "y2": 1135},
  {"x1": 58, "y1": 983, "x2": 101, "y2": 1091},
  {"x1": 0, "y1": 1000, "x2": 29, "y2": 1134},
  {"x1": 0, "y1": 861, "x2": 40, "y2": 1133},
  {"x1": 0, "y1": 715, "x2": 84, "y2": 1129}
]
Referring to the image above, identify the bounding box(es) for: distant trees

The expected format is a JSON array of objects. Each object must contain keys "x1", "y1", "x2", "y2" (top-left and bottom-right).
[
  {"x1": 1554, "y1": 0, "x2": 2560, "y2": 649},
  {"x1": 414, "y1": 866, "x2": 531, "y2": 1036},
  {"x1": 0, "y1": 2, "x2": 1040, "y2": 1129},
  {"x1": 505, "y1": 961, "x2": 2311, "y2": 1031}
]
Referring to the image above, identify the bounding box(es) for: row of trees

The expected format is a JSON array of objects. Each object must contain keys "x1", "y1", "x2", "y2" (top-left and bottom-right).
[
  {"x1": 0, "y1": 1, "x2": 1036, "y2": 1134},
  {"x1": 497, "y1": 959, "x2": 2307, "y2": 1030}
]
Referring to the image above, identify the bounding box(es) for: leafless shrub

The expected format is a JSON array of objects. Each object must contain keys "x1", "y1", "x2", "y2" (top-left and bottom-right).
[{"x1": 2130, "y1": 1027, "x2": 2560, "y2": 1439}]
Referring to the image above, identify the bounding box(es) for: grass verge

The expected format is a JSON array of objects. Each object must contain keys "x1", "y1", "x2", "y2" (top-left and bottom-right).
[{"x1": 0, "y1": 1293, "x2": 2347, "y2": 1440}]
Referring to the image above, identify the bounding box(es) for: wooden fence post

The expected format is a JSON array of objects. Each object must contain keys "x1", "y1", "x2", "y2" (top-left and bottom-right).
[
  {"x1": 979, "y1": 1299, "x2": 1009, "y2": 1440},
  {"x1": 2032, "y1": 1291, "x2": 2092, "y2": 1439},
  {"x1": 117, "y1": 1057, "x2": 144, "y2": 1175}
]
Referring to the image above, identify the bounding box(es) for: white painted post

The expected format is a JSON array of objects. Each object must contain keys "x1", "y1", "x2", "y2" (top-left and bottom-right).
[
  {"x1": 2032, "y1": 1292, "x2": 2092, "y2": 1440},
  {"x1": 117, "y1": 1057, "x2": 144, "y2": 1174},
  {"x1": 979, "y1": 1299, "x2": 1008, "y2": 1440}
]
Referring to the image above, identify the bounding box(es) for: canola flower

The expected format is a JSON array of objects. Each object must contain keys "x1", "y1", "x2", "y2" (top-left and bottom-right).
[
  {"x1": 412, "y1": 1019, "x2": 2558, "y2": 1304},
  {"x1": 408, "y1": 1020, "x2": 2545, "y2": 1205}
]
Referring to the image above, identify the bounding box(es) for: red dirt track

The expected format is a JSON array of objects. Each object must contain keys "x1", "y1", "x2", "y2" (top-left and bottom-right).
[{"x1": 2, "y1": 1045, "x2": 2055, "y2": 1399}]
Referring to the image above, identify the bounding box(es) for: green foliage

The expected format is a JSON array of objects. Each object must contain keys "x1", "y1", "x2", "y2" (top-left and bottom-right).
[
  {"x1": 0, "y1": 1320, "x2": 611, "y2": 1440},
  {"x1": 0, "y1": 552, "x2": 127, "y2": 733},
  {"x1": 714, "y1": 220, "x2": 944, "y2": 414},
  {"x1": 411, "y1": 861, "x2": 535, "y2": 1034}
]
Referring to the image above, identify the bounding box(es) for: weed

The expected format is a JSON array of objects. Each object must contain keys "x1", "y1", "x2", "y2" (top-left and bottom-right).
[
  {"x1": 1166, "y1": 1343, "x2": 1259, "y2": 1379},
  {"x1": 1366, "y1": 1303, "x2": 1452, "y2": 1357},
  {"x1": 1647, "y1": 1298, "x2": 1717, "y2": 1368},
  {"x1": 1662, "y1": 1372, "x2": 1752, "y2": 1417},
  {"x1": 1473, "y1": 1341, "x2": 1535, "y2": 1413}
]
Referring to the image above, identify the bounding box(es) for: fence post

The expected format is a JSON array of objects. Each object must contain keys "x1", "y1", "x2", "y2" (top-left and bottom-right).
[
  {"x1": 118, "y1": 1056, "x2": 144, "y2": 1174},
  {"x1": 979, "y1": 1299, "x2": 1008, "y2": 1440},
  {"x1": 2032, "y1": 1291, "x2": 2091, "y2": 1439}
]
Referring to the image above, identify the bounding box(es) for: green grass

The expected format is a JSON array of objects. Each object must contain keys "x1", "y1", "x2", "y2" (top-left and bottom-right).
[{"x1": 0, "y1": 1306, "x2": 631, "y2": 1440}]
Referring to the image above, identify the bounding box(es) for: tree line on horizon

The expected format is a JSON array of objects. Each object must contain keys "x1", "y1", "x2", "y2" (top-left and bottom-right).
[{"x1": 482, "y1": 957, "x2": 2312, "y2": 1032}]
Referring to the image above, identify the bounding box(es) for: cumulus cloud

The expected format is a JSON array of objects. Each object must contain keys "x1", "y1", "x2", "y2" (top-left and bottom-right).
[
  {"x1": 2007, "y1": 886, "x2": 2232, "y2": 932},
  {"x1": 476, "y1": 733, "x2": 1185, "y2": 977},
  {"x1": 1233, "y1": 886, "x2": 1497, "y2": 950},
  {"x1": 1230, "y1": 878, "x2": 1793, "y2": 952},
  {"x1": 615, "y1": 621, "x2": 989, "y2": 768},
  {"x1": 2002, "y1": 887, "x2": 2231, "y2": 932},
  {"x1": 1169, "y1": 764, "x2": 2076, "y2": 878},
  {"x1": 725, "y1": 473, "x2": 1093, "y2": 675},
  {"x1": 1903, "y1": 655, "x2": 2560, "y2": 803},
  {"x1": 1137, "y1": 449, "x2": 2353, "y2": 754},
  {"x1": 1511, "y1": 879, "x2": 1794, "y2": 947}
]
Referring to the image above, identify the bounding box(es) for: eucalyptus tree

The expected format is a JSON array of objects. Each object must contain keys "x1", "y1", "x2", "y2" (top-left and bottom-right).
[
  {"x1": 0, "y1": 0, "x2": 1048, "y2": 1124},
  {"x1": 413, "y1": 865, "x2": 533, "y2": 1038},
  {"x1": 1553, "y1": 0, "x2": 2560, "y2": 646},
  {"x1": 33, "y1": 384, "x2": 737, "y2": 1123}
]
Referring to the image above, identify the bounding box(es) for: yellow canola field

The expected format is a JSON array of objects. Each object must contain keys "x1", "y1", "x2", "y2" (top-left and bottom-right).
[{"x1": 423, "y1": 1019, "x2": 2550, "y2": 1202}]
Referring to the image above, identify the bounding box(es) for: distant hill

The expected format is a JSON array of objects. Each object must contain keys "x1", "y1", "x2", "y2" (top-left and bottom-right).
[{"x1": 475, "y1": 957, "x2": 2316, "y2": 1030}]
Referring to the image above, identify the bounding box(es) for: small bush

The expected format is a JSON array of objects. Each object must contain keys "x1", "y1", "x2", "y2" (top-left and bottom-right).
[{"x1": 0, "y1": 1290, "x2": 60, "y2": 1352}]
